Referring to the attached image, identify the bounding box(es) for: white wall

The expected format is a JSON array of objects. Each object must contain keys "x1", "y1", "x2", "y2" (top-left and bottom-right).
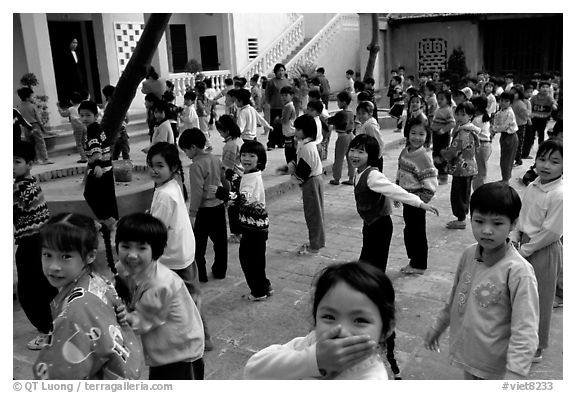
[
  {"x1": 231, "y1": 13, "x2": 293, "y2": 72},
  {"x1": 302, "y1": 13, "x2": 336, "y2": 38}
]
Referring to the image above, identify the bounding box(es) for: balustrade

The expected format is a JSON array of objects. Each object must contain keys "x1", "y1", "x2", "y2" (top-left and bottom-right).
[{"x1": 167, "y1": 70, "x2": 232, "y2": 97}]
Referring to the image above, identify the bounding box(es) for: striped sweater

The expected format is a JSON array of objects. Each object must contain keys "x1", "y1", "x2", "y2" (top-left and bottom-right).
[
  {"x1": 13, "y1": 176, "x2": 50, "y2": 242},
  {"x1": 396, "y1": 147, "x2": 438, "y2": 203}
]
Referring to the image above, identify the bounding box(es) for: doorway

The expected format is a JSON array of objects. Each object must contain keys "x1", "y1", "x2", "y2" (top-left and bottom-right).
[
  {"x1": 199, "y1": 35, "x2": 219, "y2": 71},
  {"x1": 48, "y1": 20, "x2": 102, "y2": 105},
  {"x1": 170, "y1": 24, "x2": 188, "y2": 73}
]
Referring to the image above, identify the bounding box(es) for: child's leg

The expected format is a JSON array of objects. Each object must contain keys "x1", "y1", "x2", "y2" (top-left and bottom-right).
[
  {"x1": 14, "y1": 234, "x2": 57, "y2": 334},
  {"x1": 193, "y1": 208, "x2": 211, "y2": 282},
  {"x1": 30, "y1": 125, "x2": 49, "y2": 162},
  {"x1": 359, "y1": 215, "x2": 393, "y2": 272},
  {"x1": 120, "y1": 128, "x2": 131, "y2": 160},
  {"x1": 532, "y1": 118, "x2": 548, "y2": 146},
  {"x1": 302, "y1": 176, "x2": 325, "y2": 250},
  {"x1": 432, "y1": 132, "x2": 450, "y2": 183},
  {"x1": 472, "y1": 142, "x2": 492, "y2": 191},
  {"x1": 149, "y1": 361, "x2": 193, "y2": 380},
  {"x1": 515, "y1": 125, "x2": 525, "y2": 164},
  {"x1": 73, "y1": 127, "x2": 88, "y2": 161},
  {"x1": 207, "y1": 204, "x2": 228, "y2": 278},
  {"x1": 499, "y1": 133, "x2": 518, "y2": 183},
  {"x1": 449, "y1": 176, "x2": 472, "y2": 221},
  {"x1": 332, "y1": 133, "x2": 346, "y2": 182},
  {"x1": 527, "y1": 240, "x2": 562, "y2": 350},
  {"x1": 239, "y1": 230, "x2": 270, "y2": 298},
  {"x1": 228, "y1": 203, "x2": 242, "y2": 237},
  {"x1": 344, "y1": 133, "x2": 355, "y2": 182},
  {"x1": 522, "y1": 123, "x2": 535, "y2": 158},
  {"x1": 284, "y1": 136, "x2": 297, "y2": 165},
  {"x1": 403, "y1": 203, "x2": 428, "y2": 270},
  {"x1": 192, "y1": 358, "x2": 205, "y2": 380}
]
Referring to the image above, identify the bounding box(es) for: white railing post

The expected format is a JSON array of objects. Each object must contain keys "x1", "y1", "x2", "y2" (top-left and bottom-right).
[{"x1": 167, "y1": 71, "x2": 232, "y2": 97}]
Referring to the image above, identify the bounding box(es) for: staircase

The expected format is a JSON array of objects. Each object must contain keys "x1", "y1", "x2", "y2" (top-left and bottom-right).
[{"x1": 281, "y1": 38, "x2": 312, "y2": 66}]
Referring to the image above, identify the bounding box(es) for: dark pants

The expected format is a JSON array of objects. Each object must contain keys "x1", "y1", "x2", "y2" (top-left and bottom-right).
[
  {"x1": 403, "y1": 204, "x2": 428, "y2": 270},
  {"x1": 194, "y1": 204, "x2": 228, "y2": 281},
  {"x1": 267, "y1": 108, "x2": 284, "y2": 148},
  {"x1": 515, "y1": 125, "x2": 525, "y2": 164},
  {"x1": 432, "y1": 132, "x2": 450, "y2": 179},
  {"x1": 360, "y1": 215, "x2": 393, "y2": 272},
  {"x1": 111, "y1": 127, "x2": 130, "y2": 160},
  {"x1": 228, "y1": 203, "x2": 242, "y2": 236},
  {"x1": 450, "y1": 176, "x2": 473, "y2": 221},
  {"x1": 83, "y1": 169, "x2": 119, "y2": 220},
  {"x1": 499, "y1": 132, "x2": 519, "y2": 182},
  {"x1": 302, "y1": 176, "x2": 325, "y2": 250},
  {"x1": 15, "y1": 234, "x2": 58, "y2": 334},
  {"x1": 532, "y1": 117, "x2": 549, "y2": 147},
  {"x1": 521, "y1": 123, "x2": 534, "y2": 158},
  {"x1": 321, "y1": 95, "x2": 329, "y2": 110},
  {"x1": 284, "y1": 135, "x2": 297, "y2": 164},
  {"x1": 149, "y1": 359, "x2": 204, "y2": 380},
  {"x1": 239, "y1": 229, "x2": 271, "y2": 298}
]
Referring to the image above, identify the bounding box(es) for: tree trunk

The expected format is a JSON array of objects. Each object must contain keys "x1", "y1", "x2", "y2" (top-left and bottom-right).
[
  {"x1": 100, "y1": 13, "x2": 172, "y2": 143},
  {"x1": 363, "y1": 13, "x2": 380, "y2": 81}
]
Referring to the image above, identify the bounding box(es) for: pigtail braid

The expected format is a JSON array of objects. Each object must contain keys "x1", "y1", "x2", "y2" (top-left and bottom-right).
[{"x1": 179, "y1": 163, "x2": 188, "y2": 201}]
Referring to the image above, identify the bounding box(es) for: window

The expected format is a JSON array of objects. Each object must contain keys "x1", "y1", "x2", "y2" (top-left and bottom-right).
[{"x1": 248, "y1": 38, "x2": 259, "y2": 60}]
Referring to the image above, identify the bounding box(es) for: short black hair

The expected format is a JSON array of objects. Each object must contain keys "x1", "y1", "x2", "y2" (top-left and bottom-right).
[
  {"x1": 346, "y1": 69, "x2": 354, "y2": 75},
  {"x1": 152, "y1": 100, "x2": 169, "y2": 115},
  {"x1": 240, "y1": 140, "x2": 267, "y2": 171},
  {"x1": 392, "y1": 75, "x2": 402, "y2": 84},
  {"x1": 234, "y1": 88, "x2": 251, "y2": 106},
  {"x1": 273, "y1": 63, "x2": 286, "y2": 73},
  {"x1": 144, "y1": 93, "x2": 159, "y2": 103},
  {"x1": 162, "y1": 90, "x2": 175, "y2": 102},
  {"x1": 178, "y1": 127, "x2": 206, "y2": 149},
  {"x1": 349, "y1": 134, "x2": 381, "y2": 167},
  {"x1": 215, "y1": 114, "x2": 241, "y2": 139},
  {"x1": 356, "y1": 100, "x2": 375, "y2": 115},
  {"x1": 499, "y1": 92, "x2": 515, "y2": 103},
  {"x1": 336, "y1": 91, "x2": 352, "y2": 105},
  {"x1": 316, "y1": 67, "x2": 325, "y2": 74},
  {"x1": 280, "y1": 86, "x2": 294, "y2": 95},
  {"x1": 115, "y1": 213, "x2": 168, "y2": 261},
  {"x1": 354, "y1": 81, "x2": 365, "y2": 91},
  {"x1": 14, "y1": 140, "x2": 36, "y2": 162},
  {"x1": 78, "y1": 100, "x2": 99, "y2": 116},
  {"x1": 536, "y1": 138, "x2": 563, "y2": 159},
  {"x1": 308, "y1": 90, "x2": 321, "y2": 100},
  {"x1": 470, "y1": 182, "x2": 522, "y2": 222},
  {"x1": 79, "y1": 90, "x2": 90, "y2": 101},
  {"x1": 224, "y1": 78, "x2": 234, "y2": 86},
  {"x1": 294, "y1": 114, "x2": 317, "y2": 140},
  {"x1": 356, "y1": 91, "x2": 371, "y2": 102},
  {"x1": 184, "y1": 91, "x2": 197, "y2": 101},
  {"x1": 70, "y1": 91, "x2": 83, "y2": 104},
  {"x1": 364, "y1": 77, "x2": 375, "y2": 86},
  {"x1": 455, "y1": 102, "x2": 475, "y2": 117},
  {"x1": 311, "y1": 77, "x2": 321, "y2": 86},
  {"x1": 424, "y1": 81, "x2": 437, "y2": 93},
  {"x1": 17, "y1": 87, "x2": 33, "y2": 101},
  {"x1": 102, "y1": 84, "x2": 115, "y2": 99},
  {"x1": 306, "y1": 100, "x2": 324, "y2": 115}
]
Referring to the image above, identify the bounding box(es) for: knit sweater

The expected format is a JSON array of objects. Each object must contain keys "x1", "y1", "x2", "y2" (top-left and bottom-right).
[
  {"x1": 85, "y1": 122, "x2": 112, "y2": 171},
  {"x1": 512, "y1": 100, "x2": 530, "y2": 126},
  {"x1": 443, "y1": 123, "x2": 479, "y2": 177},
  {"x1": 13, "y1": 176, "x2": 50, "y2": 243},
  {"x1": 530, "y1": 93, "x2": 555, "y2": 119},
  {"x1": 491, "y1": 107, "x2": 518, "y2": 134},
  {"x1": 396, "y1": 146, "x2": 438, "y2": 203},
  {"x1": 238, "y1": 171, "x2": 269, "y2": 231},
  {"x1": 430, "y1": 106, "x2": 455, "y2": 134}
]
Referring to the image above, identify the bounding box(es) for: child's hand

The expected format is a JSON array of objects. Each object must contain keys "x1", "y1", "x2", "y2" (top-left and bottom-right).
[
  {"x1": 276, "y1": 165, "x2": 289, "y2": 175},
  {"x1": 421, "y1": 203, "x2": 439, "y2": 216},
  {"x1": 94, "y1": 166, "x2": 104, "y2": 178},
  {"x1": 393, "y1": 200, "x2": 402, "y2": 209},
  {"x1": 423, "y1": 328, "x2": 442, "y2": 352},
  {"x1": 115, "y1": 304, "x2": 129, "y2": 327},
  {"x1": 207, "y1": 185, "x2": 218, "y2": 197},
  {"x1": 315, "y1": 325, "x2": 377, "y2": 377}
]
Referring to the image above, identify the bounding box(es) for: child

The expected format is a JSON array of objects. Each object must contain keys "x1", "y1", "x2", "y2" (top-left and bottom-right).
[
  {"x1": 530, "y1": 81, "x2": 556, "y2": 147},
  {"x1": 429, "y1": 90, "x2": 456, "y2": 185},
  {"x1": 180, "y1": 91, "x2": 200, "y2": 131},
  {"x1": 388, "y1": 76, "x2": 404, "y2": 133},
  {"x1": 363, "y1": 77, "x2": 379, "y2": 118},
  {"x1": 298, "y1": 74, "x2": 309, "y2": 114},
  {"x1": 424, "y1": 182, "x2": 539, "y2": 380},
  {"x1": 402, "y1": 94, "x2": 429, "y2": 141},
  {"x1": 33, "y1": 213, "x2": 143, "y2": 379},
  {"x1": 194, "y1": 81, "x2": 213, "y2": 150},
  {"x1": 395, "y1": 124, "x2": 438, "y2": 274},
  {"x1": 102, "y1": 85, "x2": 130, "y2": 161},
  {"x1": 424, "y1": 81, "x2": 438, "y2": 124},
  {"x1": 144, "y1": 93, "x2": 159, "y2": 142},
  {"x1": 215, "y1": 141, "x2": 272, "y2": 301},
  {"x1": 115, "y1": 213, "x2": 204, "y2": 379},
  {"x1": 235, "y1": 88, "x2": 272, "y2": 142},
  {"x1": 13, "y1": 141, "x2": 58, "y2": 350},
  {"x1": 327, "y1": 91, "x2": 355, "y2": 186},
  {"x1": 510, "y1": 139, "x2": 563, "y2": 363},
  {"x1": 250, "y1": 75, "x2": 263, "y2": 113},
  {"x1": 162, "y1": 90, "x2": 181, "y2": 140},
  {"x1": 316, "y1": 67, "x2": 331, "y2": 109},
  {"x1": 291, "y1": 78, "x2": 302, "y2": 116},
  {"x1": 443, "y1": 102, "x2": 480, "y2": 230},
  {"x1": 511, "y1": 84, "x2": 530, "y2": 166},
  {"x1": 79, "y1": 100, "x2": 119, "y2": 228},
  {"x1": 483, "y1": 82, "x2": 497, "y2": 118},
  {"x1": 521, "y1": 83, "x2": 535, "y2": 159},
  {"x1": 470, "y1": 96, "x2": 492, "y2": 191},
  {"x1": 143, "y1": 100, "x2": 174, "y2": 153},
  {"x1": 213, "y1": 78, "x2": 236, "y2": 118},
  {"x1": 179, "y1": 128, "x2": 228, "y2": 282},
  {"x1": 305, "y1": 100, "x2": 328, "y2": 157},
  {"x1": 280, "y1": 85, "x2": 297, "y2": 164},
  {"x1": 57, "y1": 91, "x2": 87, "y2": 163},
  {"x1": 348, "y1": 134, "x2": 438, "y2": 272},
  {"x1": 345, "y1": 69, "x2": 355, "y2": 95},
  {"x1": 216, "y1": 115, "x2": 244, "y2": 243},
  {"x1": 16, "y1": 87, "x2": 53, "y2": 165},
  {"x1": 491, "y1": 92, "x2": 519, "y2": 185},
  {"x1": 244, "y1": 262, "x2": 396, "y2": 379},
  {"x1": 355, "y1": 101, "x2": 385, "y2": 170},
  {"x1": 277, "y1": 114, "x2": 325, "y2": 255}
]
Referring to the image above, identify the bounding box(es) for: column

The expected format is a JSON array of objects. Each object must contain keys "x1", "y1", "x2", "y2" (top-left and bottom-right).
[{"x1": 144, "y1": 13, "x2": 170, "y2": 81}]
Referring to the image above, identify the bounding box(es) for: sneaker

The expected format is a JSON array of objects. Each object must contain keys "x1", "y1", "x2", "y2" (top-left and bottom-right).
[
  {"x1": 329, "y1": 179, "x2": 340, "y2": 185},
  {"x1": 446, "y1": 220, "x2": 466, "y2": 230},
  {"x1": 228, "y1": 234, "x2": 242, "y2": 243},
  {"x1": 242, "y1": 293, "x2": 268, "y2": 302},
  {"x1": 27, "y1": 334, "x2": 50, "y2": 350},
  {"x1": 513, "y1": 162, "x2": 522, "y2": 167},
  {"x1": 297, "y1": 245, "x2": 319, "y2": 256},
  {"x1": 393, "y1": 372, "x2": 402, "y2": 380},
  {"x1": 532, "y1": 348, "x2": 543, "y2": 363},
  {"x1": 400, "y1": 265, "x2": 426, "y2": 275},
  {"x1": 341, "y1": 180, "x2": 354, "y2": 186}
]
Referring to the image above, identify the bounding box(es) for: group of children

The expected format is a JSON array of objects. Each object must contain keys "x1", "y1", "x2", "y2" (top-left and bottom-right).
[{"x1": 14, "y1": 63, "x2": 562, "y2": 380}]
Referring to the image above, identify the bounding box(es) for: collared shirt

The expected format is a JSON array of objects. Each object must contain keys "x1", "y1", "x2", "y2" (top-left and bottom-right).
[
  {"x1": 491, "y1": 107, "x2": 518, "y2": 134},
  {"x1": 356, "y1": 118, "x2": 384, "y2": 157},
  {"x1": 236, "y1": 104, "x2": 258, "y2": 140}
]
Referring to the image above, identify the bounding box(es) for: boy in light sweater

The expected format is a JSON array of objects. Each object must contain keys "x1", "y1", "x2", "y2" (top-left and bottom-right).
[
  {"x1": 355, "y1": 101, "x2": 385, "y2": 171},
  {"x1": 280, "y1": 86, "x2": 297, "y2": 164}
]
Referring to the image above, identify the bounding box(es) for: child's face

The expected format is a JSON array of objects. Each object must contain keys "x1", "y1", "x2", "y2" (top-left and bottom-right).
[
  {"x1": 499, "y1": 98, "x2": 511, "y2": 110},
  {"x1": 356, "y1": 109, "x2": 370, "y2": 124},
  {"x1": 390, "y1": 79, "x2": 397, "y2": 87},
  {"x1": 535, "y1": 150, "x2": 563, "y2": 184},
  {"x1": 154, "y1": 109, "x2": 166, "y2": 123},
  {"x1": 471, "y1": 211, "x2": 515, "y2": 253},
  {"x1": 181, "y1": 145, "x2": 200, "y2": 160},
  {"x1": 306, "y1": 108, "x2": 319, "y2": 117},
  {"x1": 117, "y1": 241, "x2": 154, "y2": 277},
  {"x1": 294, "y1": 128, "x2": 305, "y2": 141},
  {"x1": 346, "y1": 73, "x2": 353, "y2": 79},
  {"x1": 437, "y1": 95, "x2": 448, "y2": 107},
  {"x1": 524, "y1": 88, "x2": 533, "y2": 99},
  {"x1": 365, "y1": 82, "x2": 374, "y2": 89},
  {"x1": 455, "y1": 110, "x2": 472, "y2": 125},
  {"x1": 13, "y1": 156, "x2": 32, "y2": 179},
  {"x1": 240, "y1": 152, "x2": 259, "y2": 172},
  {"x1": 42, "y1": 247, "x2": 93, "y2": 289},
  {"x1": 409, "y1": 97, "x2": 422, "y2": 112},
  {"x1": 484, "y1": 84, "x2": 493, "y2": 94},
  {"x1": 539, "y1": 85, "x2": 550, "y2": 94},
  {"x1": 184, "y1": 98, "x2": 193, "y2": 106},
  {"x1": 217, "y1": 127, "x2": 229, "y2": 140},
  {"x1": 79, "y1": 109, "x2": 97, "y2": 127},
  {"x1": 453, "y1": 94, "x2": 465, "y2": 106},
  {"x1": 337, "y1": 99, "x2": 346, "y2": 109},
  {"x1": 145, "y1": 100, "x2": 153, "y2": 109},
  {"x1": 424, "y1": 87, "x2": 432, "y2": 97},
  {"x1": 148, "y1": 153, "x2": 175, "y2": 186},
  {"x1": 281, "y1": 93, "x2": 293, "y2": 105},
  {"x1": 348, "y1": 146, "x2": 369, "y2": 170},
  {"x1": 408, "y1": 126, "x2": 427, "y2": 150},
  {"x1": 315, "y1": 281, "x2": 383, "y2": 345}
]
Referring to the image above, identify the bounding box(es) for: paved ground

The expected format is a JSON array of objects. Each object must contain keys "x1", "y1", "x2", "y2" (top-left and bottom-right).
[{"x1": 13, "y1": 119, "x2": 562, "y2": 380}]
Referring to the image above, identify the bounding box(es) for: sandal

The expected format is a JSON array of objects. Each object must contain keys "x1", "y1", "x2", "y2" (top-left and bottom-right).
[
  {"x1": 242, "y1": 293, "x2": 268, "y2": 302},
  {"x1": 446, "y1": 220, "x2": 466, "y2": 230},
  {"x1": 341, "y1": 180, "x2": 354, "y2": 186},
  {"x1": 400, "y1": 265, "x2": 426, "y2": 275},
  {"x1": 297, "y1": 244, "x2": 319, "y2": 256}
]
